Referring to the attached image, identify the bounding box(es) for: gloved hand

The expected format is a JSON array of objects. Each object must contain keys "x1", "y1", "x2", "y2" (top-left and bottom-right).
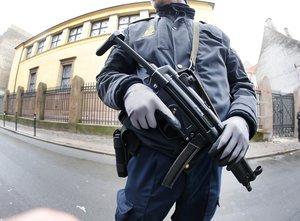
[
  {"x1": 124, "y1": 83, "x2": 178, "y2": 130},
  {"x1": 208, "y1": 116, "x2": 250, "y2": 167}
]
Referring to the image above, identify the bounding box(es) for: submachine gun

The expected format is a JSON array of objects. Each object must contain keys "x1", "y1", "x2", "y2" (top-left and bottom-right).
[{"x1": 96, "y1": 31, "x2": 263, "y2": 192}]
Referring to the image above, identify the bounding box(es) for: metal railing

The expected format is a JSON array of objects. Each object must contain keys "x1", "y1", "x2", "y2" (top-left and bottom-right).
[
  {"x1": 7, "y1": 93, "x2": 16, "y2": 115},
  {"x1": 1, "y1": 85, "x2": 281, "y2": 135},
  {"x1": 81, "y1": 83, "x2": 120, "y2": 125},
  {"x1": 21, "y1": 90, "x2": 36, "y2": 118},
  {"x1": 44, "y1": 87, "x2": 71, "y2": 122},
  {"x1": 272, "y1": 92, "x2": 294, "y2": 137}
]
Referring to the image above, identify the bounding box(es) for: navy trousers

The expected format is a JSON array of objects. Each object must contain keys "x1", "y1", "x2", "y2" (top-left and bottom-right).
[{"x1": 115, "y1": 146, "x2": 222, "y2": 221}]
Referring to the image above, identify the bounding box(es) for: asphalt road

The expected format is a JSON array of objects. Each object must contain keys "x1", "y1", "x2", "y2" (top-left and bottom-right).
[
  {"x1": 0, "y1": 128, "x2": 124, "y2": 221},
  {"x1": 213, "y1": 151, "x2": 300, "y2": 221},
  {"x1": 1, "y1": 128, "x2": 300, "y2": 221}
]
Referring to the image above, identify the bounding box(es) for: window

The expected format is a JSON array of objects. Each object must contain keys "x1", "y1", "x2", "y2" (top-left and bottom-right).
[
  {"x1": 29, "y1": 69, "x2": 37, "y2": 92},
  {"x1": 59, "y1": 57, "x2": 75, "y2": 88},
  {"x1": 27, "y1": 46, "x2": 33, "y2": 58},
  {"x1": 118, "y1": 15, "x2": 140, "y2": 31},
  {"x1": 68, "y1": 26, "x2": 83, "y2": 43},
  {"x1": 51, "y1": 33, "x2": 62, "y2": 48},
  {"x1": 61, "y1": 64, "x2": 72, "y2": 88},
  {"x1": 37, "y1": 39, "x2": 45, "y2": 54},
  {"x1": 91, "y1": 20, "x2": 109, "y2": 37}
]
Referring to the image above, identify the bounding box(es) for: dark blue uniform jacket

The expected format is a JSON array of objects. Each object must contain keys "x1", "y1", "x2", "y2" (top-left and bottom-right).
[{"x1": 96, "y1": 4, "x2": 257, "y2": 156}]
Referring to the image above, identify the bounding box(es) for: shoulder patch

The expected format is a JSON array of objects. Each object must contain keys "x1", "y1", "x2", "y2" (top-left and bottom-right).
[{"x1": 130, "y1": 16, "x2": 155, "y2": 24}]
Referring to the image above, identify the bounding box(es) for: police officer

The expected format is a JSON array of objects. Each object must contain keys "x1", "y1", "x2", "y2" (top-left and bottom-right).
[{"x1": 96, "y1": 0, "x2": 257, "y2": 220}]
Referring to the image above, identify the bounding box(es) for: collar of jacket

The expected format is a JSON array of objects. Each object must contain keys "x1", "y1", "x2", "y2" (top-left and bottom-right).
[{"x1": 156, "y1": 3, "x2": 195, "y2": 20}]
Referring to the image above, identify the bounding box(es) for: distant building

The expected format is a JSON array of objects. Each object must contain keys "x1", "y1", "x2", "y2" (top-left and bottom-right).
[
  {"x1": 244, "y1": 63, "x2": 257, "y2": 88},
  {"x1": 255, "y1": 18, "x2": 300, "y2": 93},
  {"x1": 0, "y1": 25, "x2": 31, "y2": 95},
  {"x1": 6, "y1": 1, "x2": 215, "y2": 94}
]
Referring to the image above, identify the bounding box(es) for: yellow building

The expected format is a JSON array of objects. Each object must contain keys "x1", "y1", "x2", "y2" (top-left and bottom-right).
[{"x1": 7, "y1": 1, "x2": 215, "y2": 93}]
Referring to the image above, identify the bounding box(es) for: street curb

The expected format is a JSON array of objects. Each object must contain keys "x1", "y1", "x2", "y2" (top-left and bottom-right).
[
  {"x1": 1, "y1": 126, "x2": 300, "y2": 160},
  {"x1": 0, "y1": 126, "x2": 115, "y2": 157},
  {"x1": 246, "y1": 148, "x2": 300, "y2": 160}
]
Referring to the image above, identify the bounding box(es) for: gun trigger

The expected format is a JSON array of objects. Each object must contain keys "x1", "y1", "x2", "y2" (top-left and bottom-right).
[
  {"x1": 179, "y1": 72, "x2": 195, "y2": 87},
  {"x1": 179, "y1": 73, "x2": 191, "y2": 86}
]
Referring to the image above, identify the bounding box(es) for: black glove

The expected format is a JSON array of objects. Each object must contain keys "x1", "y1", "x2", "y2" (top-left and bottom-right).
[{"x1": 208, "y1": 116, "x2": 250, "y2": 167}]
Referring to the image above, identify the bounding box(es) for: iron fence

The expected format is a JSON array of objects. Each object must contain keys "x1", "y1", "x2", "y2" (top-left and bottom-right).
[
  {"x1": 21, "y1": 91, "x2": 36, "y2": 118},
  {"x1": 0, "y1": 95, "x2": 3, "y2": 114},
  {"x1": 7, "y1": 93, "x2": 16, "y2": 115},
  {"x1": 81, "y1": 83, "x2": 120, "y2": 125},
  {"x1": 44, "y1": 87, "x2": 71, "y2": 122},
  {"x1": 3, "y1": 82, "x2": 295, "y2": 139},
  {"x1": 272, "y1": 92, "x2": 294, "y2": 137}
]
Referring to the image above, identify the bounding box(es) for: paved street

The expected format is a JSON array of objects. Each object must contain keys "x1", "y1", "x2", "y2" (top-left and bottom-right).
[
  {"x1": 1, "y1": 128, "x2": 300, "y2": 221},
  {"x1": 0, "y1": 129, "x2": 124, "y2": 221},
  {"x1": 213, "y1": 152, "x2": 300, "y2": 221}
]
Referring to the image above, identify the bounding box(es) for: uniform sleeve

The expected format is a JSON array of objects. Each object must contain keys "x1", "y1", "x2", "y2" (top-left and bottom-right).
[
  {"x1": 96, "y1": 28, "x2": 142, "y2": 111},
  {"x1": 202, "y1": 23, "x2": 258, "y2": 138},
  {"x1": 226, "y1": 48, "x2": 258, "y2": 139}
]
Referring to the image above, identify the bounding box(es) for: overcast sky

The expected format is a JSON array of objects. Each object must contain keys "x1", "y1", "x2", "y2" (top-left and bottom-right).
[{"x1": 1, "y1": 0, "x2": 300, "y2": 65}]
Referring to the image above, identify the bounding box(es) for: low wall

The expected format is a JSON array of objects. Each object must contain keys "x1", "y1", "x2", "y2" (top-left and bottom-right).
[{"x1": 0, "y1": 114, "x2": 118, "y2": 136}]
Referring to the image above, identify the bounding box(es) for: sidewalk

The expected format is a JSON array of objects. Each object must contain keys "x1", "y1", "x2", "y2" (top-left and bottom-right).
[
  {"x1": 1, "y1": 121, "x2": 300, "y2": 159},
  {"x1": 0, "y1": 121, "x2": 114, "y2": 155}
]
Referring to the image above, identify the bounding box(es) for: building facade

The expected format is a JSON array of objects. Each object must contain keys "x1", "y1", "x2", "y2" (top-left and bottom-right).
[
  {"x1": 255, "y1": 19, "x2": 300, "y2": 93},
  {"x1": 7, "y1": 1, "x2": 215, "y2": 94},
  {"x1": 254, "y1": 19, "x2": 300, "y2": 139},
  {"x1": 0, "y1": 25, "x2": 31, "y2": 95}
]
